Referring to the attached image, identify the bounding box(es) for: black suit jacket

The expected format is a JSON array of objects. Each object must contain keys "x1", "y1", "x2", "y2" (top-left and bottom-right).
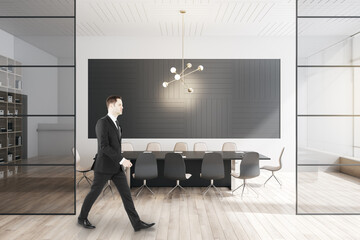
[{"x1": 93, "y1": 115, "x2": 123, "y2": 174}]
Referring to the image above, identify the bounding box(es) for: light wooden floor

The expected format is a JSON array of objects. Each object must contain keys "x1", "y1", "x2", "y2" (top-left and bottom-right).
[{"x1": 1, "y1": 172, "x2": 360, "y2": 240}]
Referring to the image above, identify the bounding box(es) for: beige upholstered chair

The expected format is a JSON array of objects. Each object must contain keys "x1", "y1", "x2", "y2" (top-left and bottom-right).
[
  {"x1": 174, "y1": 142, "x2": 188, "y2": 152},
  {"x1": 122, "y1": 142, "x2": 134, "y2": 151},
  {"x1": 222, "y1": 142, "x2": 237, "y2": 172},
  {"x1": 193, "y1": 142, "x2": 208, "y2": 151},
  {"x1": 146, "y1": 142, "x2": 162, "y2": 151},
  {"x1": 261, "y1": 147, "x2": 285, "y2": 187},
  {"x1": 72, "y1": 148, "x2": 93, "y2": 186}
]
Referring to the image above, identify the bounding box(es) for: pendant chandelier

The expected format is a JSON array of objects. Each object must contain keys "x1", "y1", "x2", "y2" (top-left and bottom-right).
[{"x1": 162, "y1": 10, "x2": 204, "y2": 93}]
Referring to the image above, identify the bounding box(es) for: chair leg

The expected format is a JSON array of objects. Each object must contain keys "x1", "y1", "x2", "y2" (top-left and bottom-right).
[
  {"x1": 77, "y1": 175, "x2": 85, "y2": 186},
  {"x1": 202, "y1": 185, "x2": 212, "y2": 196},
  {"x1": 77, "y1": 173, "x2": 92, "y2": 186},
  {"x1": 103, "y1": 180, "x2": 114, "y2": 198},
  {"x1": 232, "y1": 182, "x2": 244, "y2": 195},
  {"x1": 212, "y1": 184, "x2": 223, "y2": 198},
  {"x1": 134, "y1": 180, "x2": 155, "y2": 198},
  {"x1": 144, "y1": 184, "x2": 155, "y2": 196},
  {"x1": 202, "y1": 179, "x2": 223, "y2": 198},
  {"x1": 241, "y1": 180, "x2": 246, "y2": 198},
  {"x1": 273, "y1": 174, "x2": 282, "y2": 187},
  {"x1": 84, "y1": 174, "x2": 92, "y2": 186},
  {"x1": 166, "y1": 180, "x2": 186, "y2": 198},
  {"x1": 166, "y1": 185, "x2": 179, "y2": 198},
  {"x1": 232, "y1": 180, "x2": 257, "y2": 198},
  {"x1": 264, "y1": 171, "x2": 282, "y2": 187},
  {"x1": 135, "y1": 185, "x2": 145, "y2": 199},
  {"x1": 264, "y1": 173, "x2": 274, "y2": 187}
]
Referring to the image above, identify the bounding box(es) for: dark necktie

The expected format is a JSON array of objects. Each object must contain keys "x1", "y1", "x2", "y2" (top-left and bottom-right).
[{"x1": 115, "y1": 120, "x2": 121, "y2": 135}]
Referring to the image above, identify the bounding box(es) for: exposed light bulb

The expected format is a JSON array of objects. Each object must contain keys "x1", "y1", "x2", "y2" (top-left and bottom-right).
[
  {"x1": 162, "y1": 82, "x2": 168, "y2": 88},
  {"x1": 170, "y1": 67, "x2": 176, "y2": 73},
  {"x1": 198, "y1": 65, "x2": 204, "y2": 71},
  {"x1": 174, "y1": 74, "x2": 181, "y2": 80},
  {"x1": 187, "y1": 88, "x2": 194, "y2": 93},
  {"x1": 186, "y1": 63, "x2": 192, "y2": 68}
]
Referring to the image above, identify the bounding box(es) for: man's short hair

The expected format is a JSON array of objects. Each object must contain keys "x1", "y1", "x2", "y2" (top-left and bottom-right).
[{"x1": 106, "y1": 95, "x2": 122, "y2": 109}]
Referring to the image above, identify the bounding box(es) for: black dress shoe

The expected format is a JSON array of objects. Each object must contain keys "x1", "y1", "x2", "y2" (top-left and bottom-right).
[
  {"x1": 78, "y1": 218, "x2": 96, "y2": 229},
  {"x1": 134, "y1": 221, "x2": 155, "y2": 232}
]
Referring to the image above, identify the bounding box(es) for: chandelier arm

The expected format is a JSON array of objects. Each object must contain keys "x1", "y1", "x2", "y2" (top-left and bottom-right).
[
  {"x1": 167, "y1": 79, "x2": 177, "y2": 85},
  {"x1": 179, "y1": 66, "x2": 189, "y2": 76},
  {"x1": 181, "y1": 68, "x2": 200, "y2": 78}
]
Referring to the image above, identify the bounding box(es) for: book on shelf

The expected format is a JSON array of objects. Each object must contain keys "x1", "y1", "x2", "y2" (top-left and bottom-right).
[
  {"x1": 16, "y1": 136, "x2": 22, "y2": 145},
  {"x1": 15, "y1": 80, "x2": 22, "y2": 89}
]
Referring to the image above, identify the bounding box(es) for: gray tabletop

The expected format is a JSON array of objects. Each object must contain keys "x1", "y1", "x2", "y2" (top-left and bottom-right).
[{"x1": 122, "y1": 151, "x2": 270, "y2": 160}]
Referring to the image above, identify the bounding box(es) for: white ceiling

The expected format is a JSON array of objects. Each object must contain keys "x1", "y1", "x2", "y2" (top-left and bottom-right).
[
  {"x1": 76, "y1": 0, "x2": 295, "y2": 37},
  {"x1": 0, "y1": 0, "x2": 360, "y2": 58},
  {"x1": 298, "y1": 0, "x2": 360, "y2": 17}
]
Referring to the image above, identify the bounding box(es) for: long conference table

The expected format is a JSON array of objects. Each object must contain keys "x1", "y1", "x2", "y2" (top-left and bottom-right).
[{"x1": 122, "y1": 151, "x2": 270, "y2": 188}]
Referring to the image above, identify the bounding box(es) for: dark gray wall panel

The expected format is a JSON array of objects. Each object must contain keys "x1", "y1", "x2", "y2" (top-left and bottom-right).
[{"x1": 88, "y1": 59, "x2": 280, "y2": 138}]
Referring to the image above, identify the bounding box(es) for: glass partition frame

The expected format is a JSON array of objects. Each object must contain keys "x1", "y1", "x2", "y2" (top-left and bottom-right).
[
  {"x1": 0, "y1": 1, "x2": 76, "y2": 215},
  {"x1": 296, "y1": 0, "x2": 360, "y2": 215}
]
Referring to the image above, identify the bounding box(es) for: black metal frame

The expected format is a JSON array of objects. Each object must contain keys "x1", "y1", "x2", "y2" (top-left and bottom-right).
[
  {"x1": 296, "y1": 0, "x2": 360, "y2": 215},
  {"x1": 0, "y1": 0, "x2": 76, "y2": 215}
]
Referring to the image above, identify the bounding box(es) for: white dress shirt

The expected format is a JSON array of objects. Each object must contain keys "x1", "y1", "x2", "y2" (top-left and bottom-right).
[{"x1": 108, "y1": 113, "x2": 125, "y2": 165}]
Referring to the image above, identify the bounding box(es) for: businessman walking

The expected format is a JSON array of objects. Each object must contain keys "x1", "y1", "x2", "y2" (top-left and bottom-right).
[{"x1": 78, "y1": 95, "x2": 155, "y2": 232}]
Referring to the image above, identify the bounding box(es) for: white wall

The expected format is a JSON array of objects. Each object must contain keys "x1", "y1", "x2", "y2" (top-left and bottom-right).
[
  {"x1": 0, "y1": 30, "x2": 14, "y2": 58},
  {"x1": 77, "y1": 36, "x2": 296, "y2": 171}
]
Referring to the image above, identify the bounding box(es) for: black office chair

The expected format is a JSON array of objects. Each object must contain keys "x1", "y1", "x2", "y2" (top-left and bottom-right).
[
  {"x1": 200, "y1": 152, "x2": 224, "y2": 197},
  {"x1": 132, "y1": 152, "x2": 158, "y2": 198},
  {"x1": 164, "y1": 153, "x2": 191, "y2": 197},
  {"x1": 231, "y1": 152, "x2": 260, "y2": 198}
]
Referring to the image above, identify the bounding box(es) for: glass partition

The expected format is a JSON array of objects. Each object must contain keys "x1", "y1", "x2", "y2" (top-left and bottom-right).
[
  {"x1": 0, "y1": 166, "x2": 74, "y2": 214},
  {"x1": 298, "y1": 0, "x2": 360, "y2": 17},
  {"x1": 297, "y1": 1, "x2": 360, "y2": 214},
  {"x1": 0, "y1": 0, "x2": 74, "y2": 16},
  {"x1": 0, "y1": 1, "x2": 75, "y2": 214},
  {"x1": 0, "y1": 18, "x2": 74, "y2": 66}
]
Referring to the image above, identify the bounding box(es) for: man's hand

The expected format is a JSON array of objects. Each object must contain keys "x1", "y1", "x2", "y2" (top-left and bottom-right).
[{"x1": 122, "y1": 159, "x2": 133, "y2": 168}]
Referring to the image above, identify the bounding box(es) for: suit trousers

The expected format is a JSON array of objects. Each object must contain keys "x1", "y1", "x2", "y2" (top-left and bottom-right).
[{"x1": 79, "y1": 168, "x2": 141, "y2": 228}]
